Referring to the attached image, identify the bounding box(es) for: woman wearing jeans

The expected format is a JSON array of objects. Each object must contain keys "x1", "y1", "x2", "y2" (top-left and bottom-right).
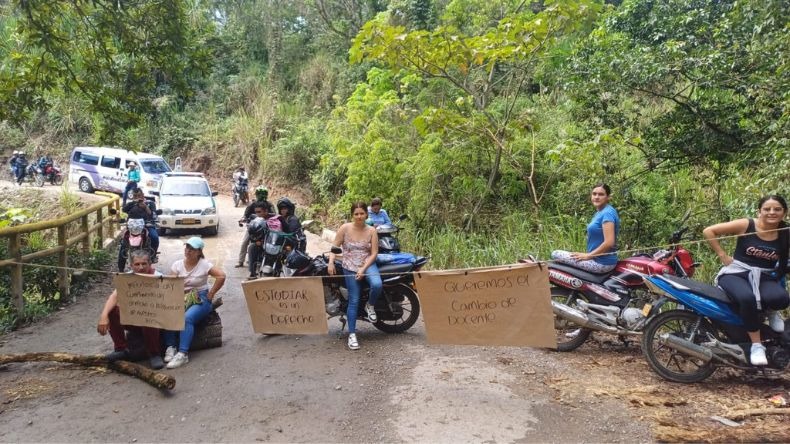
[
  {"x1": 328, "y1": 201, "x2": 382, "y2": 350},
  {"x1": 164, "y1": 237, "x2": 226, "y2": 368}
]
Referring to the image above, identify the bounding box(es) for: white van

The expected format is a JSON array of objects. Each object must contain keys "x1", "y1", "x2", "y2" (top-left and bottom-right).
[{"x1": 69, "y1": 147, "x2": 172, "y2": 197}]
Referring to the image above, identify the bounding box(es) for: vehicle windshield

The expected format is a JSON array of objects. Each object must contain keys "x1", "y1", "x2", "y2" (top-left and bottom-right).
[
  {"x1": 160, "y1": 180, "x2": 210, "y2": 196},
  {"x1": 139, "y1": 159, "x2": 171, "y2": 174}
]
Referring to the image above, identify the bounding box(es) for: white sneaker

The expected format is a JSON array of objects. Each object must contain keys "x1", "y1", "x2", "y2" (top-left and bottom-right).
[
  {"x1": 364, "y1": 303, "x2": 377, "y2": 322},
  {"x1": 750, "y1": 343, "x2": 768, "y2": 366},
  {"x1": 347, "y1": 333, "x2": 360, "y2": 350},
  {"x1": 767, "y1": 311, "x2": 785, "y2": 333},
  {"x1": 163, "y1": 346, "x2": 177, "y2": 363},
  {"x1": 166, "y1": 352, "x2": 189, "y2": 369}
]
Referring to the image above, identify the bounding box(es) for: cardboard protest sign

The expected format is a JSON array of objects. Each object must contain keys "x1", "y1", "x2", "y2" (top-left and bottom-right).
[
  {"x1": 113, "y1": 274, "x2": 185, "y2": 331},
  {"x1": 414, "y1": 263, "x2": 556, "y2": 348},
  {"x1": 242, "y1": 276, "x2": 328, "y2": 335}
]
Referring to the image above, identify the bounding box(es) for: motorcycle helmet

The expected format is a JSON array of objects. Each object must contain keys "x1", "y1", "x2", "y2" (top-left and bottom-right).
[
  {"x1": 276, "y1": 197, "x2": 295, "y2": 215},
  {"x1": 255, "y1": 185, "x2": 269, "y2": 201},
  {"x1": 247, "y1": 217, "x2": 267, "y2": 240},
  {"x1": 285, "y1": 249, "x2": 311, "y2": 270}
]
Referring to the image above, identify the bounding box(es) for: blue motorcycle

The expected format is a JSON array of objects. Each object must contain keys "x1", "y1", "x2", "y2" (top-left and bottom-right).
[{"x1": 640, "y1": 274, "x2": 790, "y2": 383}]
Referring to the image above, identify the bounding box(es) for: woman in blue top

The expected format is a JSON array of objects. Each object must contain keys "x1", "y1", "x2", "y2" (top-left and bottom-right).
[{"x1": 551, "y1": 183, "x2": 620, "y2": 273}]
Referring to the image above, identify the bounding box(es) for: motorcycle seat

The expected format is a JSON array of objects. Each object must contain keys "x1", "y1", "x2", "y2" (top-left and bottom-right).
[
  {"x1": 549, "y1": 263, "x2": 610, "y2": 284},
  {"x1": 378, "y1": 263, "x2": 414, "y2": 275},
  {"x1": 661, "y1": 275, "x2": 733, "y2": 304}
]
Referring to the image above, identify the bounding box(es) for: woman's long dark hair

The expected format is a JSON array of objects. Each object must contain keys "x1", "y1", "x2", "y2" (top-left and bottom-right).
[{"x1": 759, "y1": 195, "x2": 788, "y2": 275}]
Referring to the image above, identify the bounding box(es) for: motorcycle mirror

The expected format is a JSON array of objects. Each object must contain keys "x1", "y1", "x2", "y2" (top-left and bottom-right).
[
  {"x1": 398, "y1": 214, "x2": 409, "y2": 221},
  {"x1": 330, "y1": 246, "x2": 342, "y2": 255}
]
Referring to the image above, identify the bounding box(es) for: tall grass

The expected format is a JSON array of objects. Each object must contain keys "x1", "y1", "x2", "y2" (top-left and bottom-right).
[{"x1": 407, "y1": 212, "x2": 727, "y2": 284}]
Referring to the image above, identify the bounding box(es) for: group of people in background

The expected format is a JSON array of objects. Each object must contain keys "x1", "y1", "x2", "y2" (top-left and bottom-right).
[
  {"x1": 7, "y1": 150, "x2": 55, "y2": 185},
  {"x1": 552, "y1": 183, "x2": 789, "y2": 366}
]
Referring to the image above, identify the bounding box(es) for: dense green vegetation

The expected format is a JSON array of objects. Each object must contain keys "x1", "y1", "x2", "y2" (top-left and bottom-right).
[{"x1": 1, "y1": 0, "x2": 788, "y2": 277}]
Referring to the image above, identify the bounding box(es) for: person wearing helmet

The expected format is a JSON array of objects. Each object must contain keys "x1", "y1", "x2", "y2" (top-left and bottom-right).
[
  {"x1": 277, "y1": 197, "x2": 306, "y2": 252},
  {"x1": 14, "y1": 152, "x2": 28, "y2": 185},
  {"x1": 8, "y1": 151, "x2": 20, "y2": 180},
  {"x1": 245, "y1": 202, "x2": 271, "y2": 279},
  {"x1": 236, "y1": 186, "x2": 274, "y2": 267},
  {"x1": 233, "y1": 166, "x2": 248, "y2": 183}
]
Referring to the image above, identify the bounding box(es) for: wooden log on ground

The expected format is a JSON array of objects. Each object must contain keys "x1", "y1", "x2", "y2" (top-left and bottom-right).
[
  {"x1": 726, "y1": 408, "x2": 790, "y2": 421},
  {"x1": 0, "y1": 352, "x2": 175, "y2": 390}
]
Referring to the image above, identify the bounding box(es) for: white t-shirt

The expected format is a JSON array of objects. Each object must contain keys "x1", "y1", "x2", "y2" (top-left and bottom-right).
[{"x1": 171, "y1": 258, "x2": 213, "y2": 291}]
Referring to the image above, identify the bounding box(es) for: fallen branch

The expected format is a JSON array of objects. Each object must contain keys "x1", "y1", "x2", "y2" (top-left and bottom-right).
[
  {"x1": 726, "y1": 408, "x2": 790, "y2": 421},
  {"x1": 0, "y1": 352, "x2": 175, "y2": 390}
]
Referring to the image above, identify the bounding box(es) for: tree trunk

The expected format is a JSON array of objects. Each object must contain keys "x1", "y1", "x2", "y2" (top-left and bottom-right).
[{"x1": 0, "y1": 352, "x2": 175, "y2": 390}]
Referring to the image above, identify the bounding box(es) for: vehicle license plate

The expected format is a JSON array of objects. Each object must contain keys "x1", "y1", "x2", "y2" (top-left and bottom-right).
[{"x1": 180, "y1": 218, "x2": 198, "y2": 225}]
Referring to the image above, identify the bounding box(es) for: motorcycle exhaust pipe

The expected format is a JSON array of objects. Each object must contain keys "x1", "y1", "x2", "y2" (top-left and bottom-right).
[
  {"x1": 657, "y1": 333, "x2": 713, "y2": 363},
  {"x1": 551, "y1": 301, "x2": 620, "y2": 334}
]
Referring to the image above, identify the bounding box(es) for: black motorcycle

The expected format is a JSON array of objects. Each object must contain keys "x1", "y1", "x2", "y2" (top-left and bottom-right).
[{"x1": 283, "y1": 247, "x2": 428, "y2": 333}]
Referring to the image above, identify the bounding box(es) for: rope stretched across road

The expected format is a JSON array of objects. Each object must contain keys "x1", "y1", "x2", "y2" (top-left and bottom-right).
[{"x1": 2, "y1": 227, "x2": 787, "y2": 278}]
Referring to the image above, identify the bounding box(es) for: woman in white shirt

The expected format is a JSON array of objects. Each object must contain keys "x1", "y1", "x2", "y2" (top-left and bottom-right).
[{"x1": 163, "y1": 237, "x2": 226, "y2": 369}]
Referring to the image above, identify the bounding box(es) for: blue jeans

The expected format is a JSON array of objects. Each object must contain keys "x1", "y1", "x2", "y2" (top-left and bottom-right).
[
  {"x1": 164, "y1": 289, "x2": 213, "y2": 353},
  {"x1": 343, "y1": 263, "x2": 383, "y2": 334},
  {"x1": 147, "y1": 226, "x2": 159, "y2": 255}
]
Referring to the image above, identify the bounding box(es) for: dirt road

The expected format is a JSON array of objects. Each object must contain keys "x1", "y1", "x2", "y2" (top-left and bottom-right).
[{"x1": 0, "y1": 193, "x2": 656, "y2": 442}]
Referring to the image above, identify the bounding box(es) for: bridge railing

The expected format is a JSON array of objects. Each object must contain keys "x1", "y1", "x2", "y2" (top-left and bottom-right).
[{"x1": 0, "y1": 193, "x2": 120, "y2": 313}]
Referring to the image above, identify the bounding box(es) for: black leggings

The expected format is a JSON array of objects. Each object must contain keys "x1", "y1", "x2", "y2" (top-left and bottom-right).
[{"x1": 718, "y1": 273, "x2": 789, "y2": 331}]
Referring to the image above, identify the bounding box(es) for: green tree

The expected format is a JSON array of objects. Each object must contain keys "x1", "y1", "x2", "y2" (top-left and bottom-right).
[
  {"x1": 0, "y1": 0, "x2": 210, "y2": 141},
  {"x1": 351, "y1": 0, "x2": 602, "y2": 228},
  {"x1": 567, "y1": 0, "x2": 789, "y2": 167}
]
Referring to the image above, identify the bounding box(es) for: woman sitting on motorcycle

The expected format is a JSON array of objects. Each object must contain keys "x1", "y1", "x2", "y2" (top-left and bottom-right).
[
  {"x1": 703, "y1": 194, "x2": 789, "y2": 366},
  {"x1": 551, "y1": 183, "x2": 621, "y2": 273},
  {"x1": 327, "y1": 201, "x2": 382, "y2": 350}
]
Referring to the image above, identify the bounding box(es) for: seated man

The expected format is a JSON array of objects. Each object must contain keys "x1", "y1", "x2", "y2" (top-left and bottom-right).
[
  {"x1": 97, "y1": 250, "x2": 164, "y2": 369},
  {"x1": 246, "y1": 201, "x2": 271, "y2": 279},
  {"x1": 122, "y1": 188, "x2": 160, "y2": 259}
]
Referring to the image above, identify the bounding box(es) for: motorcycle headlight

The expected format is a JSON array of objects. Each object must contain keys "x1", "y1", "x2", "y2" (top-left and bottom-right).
[{"x1": 203, "y1": 207, "x2": 216, "y2": 215}]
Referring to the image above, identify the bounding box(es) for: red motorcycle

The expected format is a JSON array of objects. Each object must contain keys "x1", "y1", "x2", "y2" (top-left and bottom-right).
[
  {"x1": 43, "y1": 163, "x2": 64, "y2": 186},
  {"x1": 545, "y1": 215, "x2": 699, "y2": 351}
]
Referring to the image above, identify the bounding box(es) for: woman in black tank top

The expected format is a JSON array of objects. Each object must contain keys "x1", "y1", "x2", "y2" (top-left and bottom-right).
[{"x1": 702, "y1": 195, "x2": 789, "y2": 366}]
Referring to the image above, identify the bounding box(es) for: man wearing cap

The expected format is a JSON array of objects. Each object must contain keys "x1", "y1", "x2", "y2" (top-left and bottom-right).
[
  {"x1": 123, "y1": 161, "x2": 141, "y2": 206},
  {"x1": 97, "y1": 249, "x2": 164, "y2": 369}
]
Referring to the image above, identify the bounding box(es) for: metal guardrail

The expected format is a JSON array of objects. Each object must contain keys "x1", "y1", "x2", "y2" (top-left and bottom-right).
[{"x1": 0, "y1": 192, "x2": 121, "y2": 313}]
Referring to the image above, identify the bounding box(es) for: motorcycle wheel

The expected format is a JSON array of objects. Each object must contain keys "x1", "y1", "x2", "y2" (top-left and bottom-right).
[
  {"x1": 53, "y1": 175, "x2": 63, "y2": 186},
  {"x1": 233, "y1": 193, "x2": 239, "y2": 207},
  {"x1": 641, "y1": 310, "x2": 717, "y2": 383},
  {"x1": 35, "y1": 174, "x2": 44, "y2": 187},
  {"x1": 373, "y1": 284, "x2": 421, "y2": 334},
  {"x1": 551, "y1": 286, "x2": 593, "y2": 352}
]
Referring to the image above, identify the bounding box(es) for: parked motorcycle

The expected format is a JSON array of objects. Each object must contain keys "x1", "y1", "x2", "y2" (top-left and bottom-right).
[
  {"x1": 283, "y1": 247, "x2": 428, "y2": 334},
  {"x1": 640, "y1": 273, "x2": 790, "y2": 383},
  {"x1": 233, "y1": 178, "x2": 249, "y2": 208},
  {"x1": 374, "y1": 214, "x2": 409, "y2": 254},
  {"x1": 42, "y1": 163, "x2": 64, "y2": 186},
  {"x1": 547, "y1": 215, "x2": 699, "y2": 351},
  {"x1": 15, "y1": 164, "x2": 45, "y2": 186}
]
